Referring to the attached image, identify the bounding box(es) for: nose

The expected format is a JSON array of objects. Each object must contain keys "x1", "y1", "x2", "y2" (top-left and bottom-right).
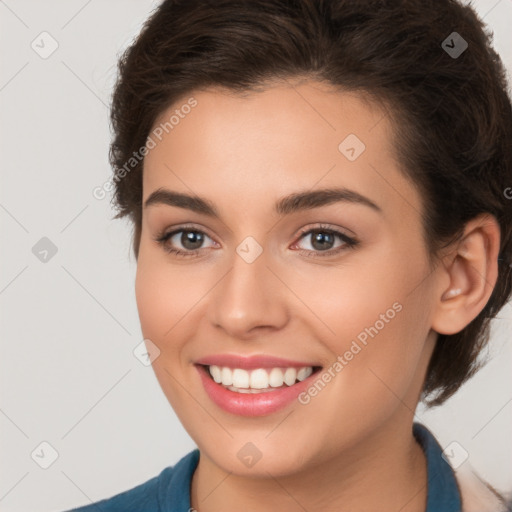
[{"x1": 208, "y1": 244, "x2": 289, "y2": 339}]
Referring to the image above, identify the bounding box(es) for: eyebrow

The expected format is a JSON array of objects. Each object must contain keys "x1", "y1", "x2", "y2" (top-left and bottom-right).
[{"x1": 143, "y1": 187, "x2": 382, "y2": 217}]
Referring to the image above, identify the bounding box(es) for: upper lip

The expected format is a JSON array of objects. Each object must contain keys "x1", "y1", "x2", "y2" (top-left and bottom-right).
[{"x1": 195, "y1": 354, "x2": 321, "y2": 370}]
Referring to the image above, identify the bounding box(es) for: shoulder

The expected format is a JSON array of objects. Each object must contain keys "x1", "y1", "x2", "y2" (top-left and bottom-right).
[
  {"x1": 455, "y1": 464, "x2": 511, "y2": 512},
  {"x1": 413, "y1": 423, "x2": 511, "y2": 512},
  {"x1": 63, "y1": 449, "x2": 200, "y2": 512}
]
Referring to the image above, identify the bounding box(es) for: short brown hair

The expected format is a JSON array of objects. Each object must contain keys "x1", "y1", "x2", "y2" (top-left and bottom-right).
[{"x1": 108, "y1": 0, "x2": 512, "y2": 406}]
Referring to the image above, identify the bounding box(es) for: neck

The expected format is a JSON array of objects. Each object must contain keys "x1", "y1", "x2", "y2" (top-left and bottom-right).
[{"x1": 190, "y1": 417, "x2": 428, "y2": 512}]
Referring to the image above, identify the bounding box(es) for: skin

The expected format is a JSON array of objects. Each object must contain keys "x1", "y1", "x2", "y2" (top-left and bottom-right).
[{"x1": 134, "y1": 79, "x2": 500, "y2": 512}]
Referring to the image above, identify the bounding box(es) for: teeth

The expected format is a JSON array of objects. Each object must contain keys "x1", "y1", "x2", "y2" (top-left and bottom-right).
[
  {"x1": 250, "y1": 368, "x2": 269, "y2": 389},
  {"x1": 209, "y1": 365, "x2": 222, "y2": 383},
  {"x1": 297, "y1": 367, "x2": 313, "y2": 381},
  {"x1": 284, "y1": 368, "x2": 297, "y2": 386},
  {"x1": 221, "y1": 366, "x2": 233, "y2": 386},
  {"x1": 207, "y1": 365, "x2": 314, "y2": 391},
  {"x1": 269, "y1": 367, "x2": 284, "y2": 387},
  {"x1": 232, "y1": 369, "x2": 250, "y2": 388}
]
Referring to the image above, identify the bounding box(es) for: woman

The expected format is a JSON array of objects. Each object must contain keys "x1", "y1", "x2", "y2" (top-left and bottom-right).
[{"x1": 68, "y1": 0, "x2": 512, "y2": 510}]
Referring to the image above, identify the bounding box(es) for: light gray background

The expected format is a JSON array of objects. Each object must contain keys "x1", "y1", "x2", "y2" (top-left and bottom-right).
[{"x1": 1, "y1": 1, "x2": 511, "y2": 511}]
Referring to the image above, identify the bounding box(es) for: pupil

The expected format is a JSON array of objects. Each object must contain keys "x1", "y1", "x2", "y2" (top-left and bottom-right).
[
  {"x1": 182, "y1": 231, "x2": 203, "y2": 250},
  {"x1": 312, "y1": 231, "x2": 333, "y2": 251}
]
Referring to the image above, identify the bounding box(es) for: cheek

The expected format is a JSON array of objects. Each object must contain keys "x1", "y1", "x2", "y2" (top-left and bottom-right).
[
  {"x1": 286, "y1": 254, "x2": 407, "y2": 346},
  {"x1": 340, "y1": 296, "x2": 429, "y2": 413},
  {"x1": 134, "y1": 254, "x2": 201, "y2": 412},
  {"x1": 134, "y1": 251, "x2": 200, "y2": 356},
  {"x1": 294, "y1": 301, "x2": 429, "y2": 453},
  {"x1": 294, "y1": 246, "x2": 430, "y2": 402}
]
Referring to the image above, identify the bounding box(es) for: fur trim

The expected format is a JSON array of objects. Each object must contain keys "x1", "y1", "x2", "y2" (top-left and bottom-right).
[{"x1": 455, "y1": 464, "x2": 511, "y2": 512}]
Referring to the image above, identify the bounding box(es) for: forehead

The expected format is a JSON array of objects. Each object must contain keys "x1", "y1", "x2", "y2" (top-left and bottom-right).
[{"x1": 142, "y1": 81, "x2": 421, "y2": 224}]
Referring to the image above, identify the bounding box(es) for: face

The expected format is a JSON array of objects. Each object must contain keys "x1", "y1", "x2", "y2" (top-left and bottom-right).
[{"x1": 135, "y1": 80, "x2": 439, "y2": 477}]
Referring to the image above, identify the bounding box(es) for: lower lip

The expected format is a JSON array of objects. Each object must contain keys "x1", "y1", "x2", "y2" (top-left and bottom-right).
[{"x1": 196, "y1": 365, "x2": 318, "y2": 417}]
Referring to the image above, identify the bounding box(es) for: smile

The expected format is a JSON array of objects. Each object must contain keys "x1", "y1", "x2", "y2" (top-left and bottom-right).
[
  {"x1": 194, "y1": 354, "x2": 322, "y2": 416},
  {"x1": 206, "y1": 365, "x2": 314, "y2": 393}
]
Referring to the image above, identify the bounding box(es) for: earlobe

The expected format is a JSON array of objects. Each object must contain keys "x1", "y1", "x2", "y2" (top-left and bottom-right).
[{"x1": 431, "y1": 213, "x2": 500, "y2": 336}]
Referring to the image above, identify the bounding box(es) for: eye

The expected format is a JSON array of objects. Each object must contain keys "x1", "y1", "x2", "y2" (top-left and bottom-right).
[
  {"x1": 154, "y1": 223, "x2": 359, "y2": 259},
  {"x1": 291, "y1": 224, "x2": 359, "y2": 258},
  {"x1": 154, "y1": 225, "x2": 216, "y2": 258}
]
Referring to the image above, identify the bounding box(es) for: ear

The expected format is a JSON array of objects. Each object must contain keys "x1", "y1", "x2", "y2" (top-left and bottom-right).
[{"x1": 431, "y1": 213, "x2": 501, "y2": 335}]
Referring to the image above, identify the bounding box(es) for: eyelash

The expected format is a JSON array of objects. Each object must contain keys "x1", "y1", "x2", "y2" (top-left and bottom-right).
[{"x1": 153, "y1": 223, "x2": 359, "y2": 259}]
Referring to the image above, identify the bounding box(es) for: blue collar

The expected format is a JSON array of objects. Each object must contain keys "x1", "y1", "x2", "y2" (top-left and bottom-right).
[
  {"x1": 161, "y1": 423, "x2": 461, "y2": 511},
  {"x1": 413, "y1": 422, "x2": 462, "y2": 511}
]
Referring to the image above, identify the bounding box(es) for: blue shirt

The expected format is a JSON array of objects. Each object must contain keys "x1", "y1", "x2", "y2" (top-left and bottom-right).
[{"x1": 66, "y1": 422, "x2": 461, "y2": 512}]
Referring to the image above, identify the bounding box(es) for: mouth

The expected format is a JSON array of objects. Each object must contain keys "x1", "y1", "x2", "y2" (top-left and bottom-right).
[{"x1": 194, "y1": 357, "x2": 323, "y2": 416}]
